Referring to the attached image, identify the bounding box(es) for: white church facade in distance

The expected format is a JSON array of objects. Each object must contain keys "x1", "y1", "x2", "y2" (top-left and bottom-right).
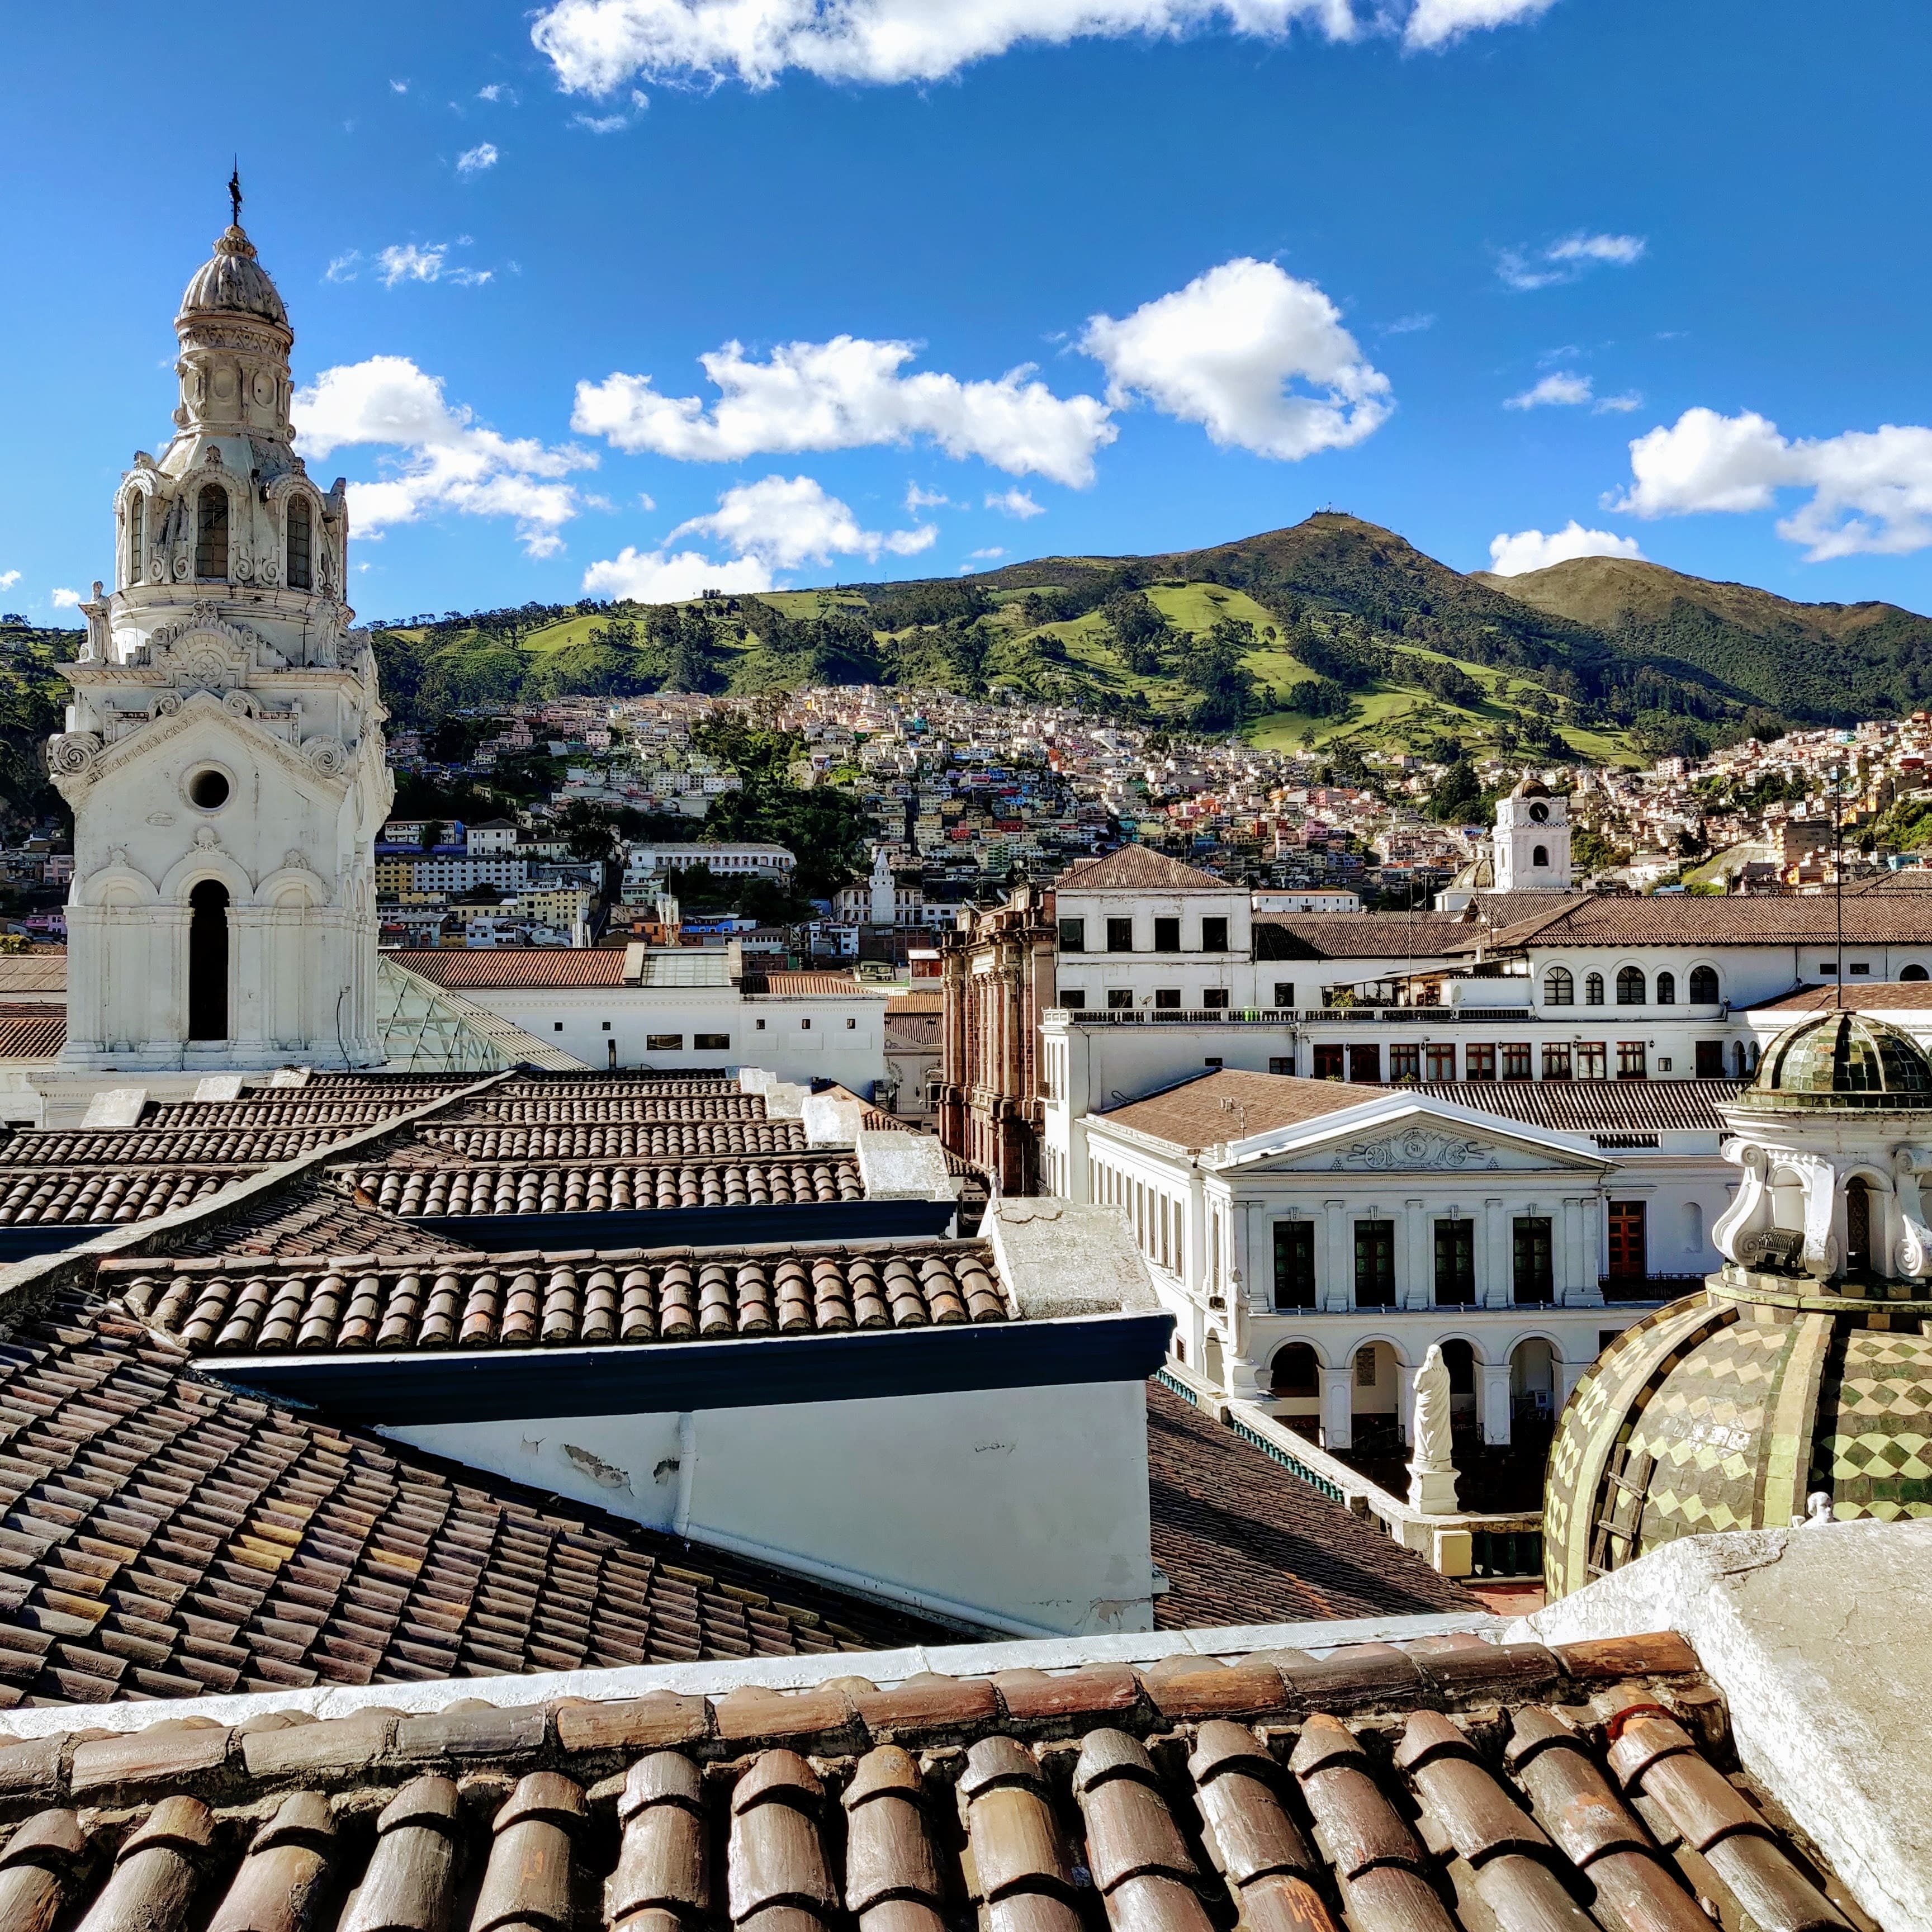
[{"x1": 49, "y1": 202, "x2": 391, "y2": 1078}]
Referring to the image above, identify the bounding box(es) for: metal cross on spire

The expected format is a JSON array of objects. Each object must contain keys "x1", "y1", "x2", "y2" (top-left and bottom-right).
[{"x1": 228, "y1": 162, "x2": 243, "y2": 229}]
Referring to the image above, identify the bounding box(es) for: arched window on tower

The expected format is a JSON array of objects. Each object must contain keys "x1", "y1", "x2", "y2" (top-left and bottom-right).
[
  {"x1": 1689, "y1": 965, "x2": 1720, "y2": 1002},
  {"x1": 195, "y1": 485, "x2": 229, "y2": 581},
  {"x1": 286, "y1": 496, "x2": 312, "y2": 591},
  {"x1": 1545, "y1": 966, "x2": 1574, "y2": 1006},
  {"x1": 1617, "y1": 965, "x2": 1646, "y2": 1005},
  {"x1": 1585, "y1": 972, "x2": 1605, "y2": 1006},
  {"x1": 188, "y1": 880, "x2": 230, "y2": 1041},
  {"x1": 1532, "y1": 845, "x2": 1549, "y2": 868},
  {"x1": 126, "y1": 494, "x2": 144, "y2": 586},
  {"x1": 1656, "y1": 970, "x2": 1677, "y2": 1005}
]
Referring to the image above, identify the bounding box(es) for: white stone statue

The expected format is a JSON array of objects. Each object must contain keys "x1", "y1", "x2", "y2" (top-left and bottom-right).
[{"x1": 1408, "y1": 1344, "x2": 1460, "y2": 1516}]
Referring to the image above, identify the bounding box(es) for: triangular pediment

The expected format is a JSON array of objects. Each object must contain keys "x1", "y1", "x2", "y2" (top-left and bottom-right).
[{"x1": 1222, "y1": 1098, "x2": 1612, "y2": 1176}]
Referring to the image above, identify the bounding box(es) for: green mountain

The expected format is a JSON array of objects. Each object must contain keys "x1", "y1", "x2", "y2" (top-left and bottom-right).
[
  {"x1": 1471, "y1": 553, "x2": 1932, "y2": 726},
  {"x1": 371, "y1": 513, "x2": 1932, "y2": 766}
]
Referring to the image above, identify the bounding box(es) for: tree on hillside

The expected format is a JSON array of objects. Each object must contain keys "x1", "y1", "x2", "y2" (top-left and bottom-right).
[{"x1": 1105, "y1": 591, "x2": 1169, "y2": 674}]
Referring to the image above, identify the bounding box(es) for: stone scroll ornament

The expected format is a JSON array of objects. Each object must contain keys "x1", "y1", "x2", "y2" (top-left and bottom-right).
[
  {"x1": 48, "y1": 733, "x2": 102, "y2": 785},
  {"x1": 302, "y1": 736, "x2": 350, "y2": 778},
  {"x1": 1892, "y1": 1147, "x2": 1932, "y2": 1280}
]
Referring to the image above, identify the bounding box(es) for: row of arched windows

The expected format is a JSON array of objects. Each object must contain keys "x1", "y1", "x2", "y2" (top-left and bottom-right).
[
  {"x1": 1544, "y1": 964, "x2": 1720, "y2": 1007},
  {"x1": 129, "y1": 487, "x2": 314, "y2": 591}
]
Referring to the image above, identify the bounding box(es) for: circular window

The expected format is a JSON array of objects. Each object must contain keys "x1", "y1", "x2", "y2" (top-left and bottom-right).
[{"x1": 187, "y1": 769, "x2": 231, "y2": 810}]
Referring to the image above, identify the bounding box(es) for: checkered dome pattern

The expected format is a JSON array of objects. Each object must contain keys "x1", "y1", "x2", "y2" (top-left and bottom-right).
[{"x1": 1812, "y1": 1327, "x2": 1932, "y2": 1518}]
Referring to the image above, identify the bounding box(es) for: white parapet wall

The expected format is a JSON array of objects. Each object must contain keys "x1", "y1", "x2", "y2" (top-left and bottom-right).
[
  {"x1": 381, "y1": 1375, "x2": 1155, "y2": 1639},
  {"x1": 1521, "y1": 1517, "x2": 1932, "y2": 1932}
]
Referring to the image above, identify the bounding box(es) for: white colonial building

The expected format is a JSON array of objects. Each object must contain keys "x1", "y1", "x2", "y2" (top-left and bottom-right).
[
  {"x1": 48, "y1": 205, "x2": 390, "y2": 1078},
  {"x1": 1073, "y1": 1066, "x2": 1721, "y2": 1451}
]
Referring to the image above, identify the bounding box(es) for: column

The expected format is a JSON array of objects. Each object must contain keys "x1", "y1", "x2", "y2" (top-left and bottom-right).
[
  {"x1": 1482, "y1": 1197, "x2": 1509, "y2": 1308},
  {"x1": 1241, "y1": 1200, "x2": 1270, "y2": 1314},
  {"x1": 1401, "y1": 1199, "x2": 1428, "y2": 1309},
  {"x1": 1320, "y1": 1366, "x2": 1353, "y2": 1450},
  {"x1": 1322, "y1": 1199, "x2": 1349, "y2": 1311},
  {"x1": 1481, "y1": 1362, "x2": 1514, "y2": 1446},
  {"x1": 1561, "y1": 1196, "x2": 1603, "y2": 1306}
]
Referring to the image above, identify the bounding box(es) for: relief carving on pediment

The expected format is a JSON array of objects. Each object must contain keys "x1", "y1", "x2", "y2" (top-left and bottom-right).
[{"x1": 1329, "y1": 1127, "x2": 1498, "y2": 1173}]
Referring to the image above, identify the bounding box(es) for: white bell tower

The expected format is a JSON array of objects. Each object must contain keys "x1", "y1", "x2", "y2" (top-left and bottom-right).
[
  {"x1": 1493, "y1": 774, "x2": 1571, "y2": 893},
  {"x1": 50, "y1": 187, "x2": 391, "y2": 1072}
]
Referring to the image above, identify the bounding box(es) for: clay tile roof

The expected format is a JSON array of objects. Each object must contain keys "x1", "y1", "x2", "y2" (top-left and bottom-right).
[
  {"x1": 1484, "y1": 892, "x2": 1932, "y2": 950},
  {"x1": 1146, "y1": 1385, "x2": 1475, "y2": 1624},
  {"x1": 419, "y1": 1118, "x2": 811, "y2": 1161},
  {"x1": 751, "y1": 970, "x2": 873, "y2": 995},
  {"x1": 1382, "y1": 1079, "x2": 1746, "y2": 1134},
  {"x1": 168, "y1": 1175, "x2": 430, "y2": 1259},
  {"x1": 0, "y1": 1011, "x2": 64, "y2": 1059},
  {"x1": 0, "y1": 1615, "x2": 1824, "y2": 1932},
  {"x1": 112, "y1": 1239, "x2": 1012, "y2": 1356},
  {"x1": 1096, "y1": 1069, "x2": 1367, "y2": 1152},
  {"x1": 0, "y1": 1125, "x2": 371, "y2": 1168},
  {"x1": 1746, "y1": 981, "x2": 1932, "y2": 1013},
  {"x1": 0, "y1": 953, "x2": 67, "y2": 994},
  {"x1": 1055, "y1": 846, "x2": 1232, "y2": 892},
  {"x1": 395, "y1": 950, "x2": 631, "y2": 988},
  {"x1": 342, "y1": 1154, "x2": 866, "y2": 1218},
  {"x1": 1254, "y1": 912, "x2": 1478, "y2": 960},
  {"x1": 0, "y1": 1166, "x2": 248, "y2": 1228},
  {"x1": 0, "y1": 1294, "x2": 943, "y2": 1706}
]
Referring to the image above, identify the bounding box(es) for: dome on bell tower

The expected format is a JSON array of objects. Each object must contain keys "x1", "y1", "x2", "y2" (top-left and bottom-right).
[
  {"x1": 1543, "y1": 1009, "x2": 1932, "y2": 1600},
  {"x1": 179, "y1": 224, "x2": 289, "y2": 331}
]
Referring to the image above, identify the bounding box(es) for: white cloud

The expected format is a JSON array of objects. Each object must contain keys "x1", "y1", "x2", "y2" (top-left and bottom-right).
[
  {"x1": 574, "y1": 337, "x2": 1115, "y2": 486},
  {"x1": 456, "y1": 142, "x2": 500, "y2": 175},
  {"x1": 574, "y1": 112, "x2": 631, "y2": 131},
  {"x1": 1505, "y1": 371, "x2": 1592, "y2": 410},
  {"x1": 906, "y1": 484, "x2": 954, "y2": 511},
  {"x1": 0, "y1": 571, "x2": 20, "y2": 591},
  {"x1": 1487, "y1": 522, "x2": 1642, "y2": 575},
  {"x1": 531, "y1": 0, "x2": 1551, "y2": 91},
  {"x1": 1612, "y1": 406, "x2": 1932, "y2": 560},
  {"x1": 968, "y1": 547, "x2": 1006, "y2": 560},
  {"x1": 1594, "y1": 391, "x2": 1642, "y2": 414},
  {"x1": 1404, "y1": 0, "x2": 1555, "y2": 46},
  {"x1": 477, "y1": 83, "x2": 518, "y2": 102},
  {"x1": 50, "y1": 588, "x2": 82, "y2": 608},
  {"x1": 583, "y1": 548, "x2": 774, "y2": 602},
  {"x1": 325, "y1": 251, "x2": 362, "y2": 283},
  {"x1": 1382, "y1": 312, "x2": 1435, "y2": 334},
  {"x1": 1080, "y1": 257, "x2": 1390, "y2": 461},
  {"x1": 292, "y1": 355, "x2": 596, "y2": 557},
  {"x1": 377, "y1": 242, "x2": 493, "y2": 287},
  {"x1": 389, "y1": 78, "x2": 410, "y2": 93},
  {"x1": 669, "y1": 474, "x2": 936, "y2": 568},
  {"x1": 1499, "y1": 230, "x2": 1647, "y2": 292},
  {"x1": 986, "y1": 487, "x2": 1044, "y2": 518}
]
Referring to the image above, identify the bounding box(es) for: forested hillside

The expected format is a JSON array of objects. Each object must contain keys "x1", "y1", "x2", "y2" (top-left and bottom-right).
[{"x1": 369, "y1": 513, "x2": 1932, "y2": 765}]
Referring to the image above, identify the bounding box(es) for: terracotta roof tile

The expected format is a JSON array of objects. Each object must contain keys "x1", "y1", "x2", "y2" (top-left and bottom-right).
[
  {"x1": 1487, "y1": 892, "x2": 1932, "y2": 950},
  {"x1": 1383, "y1": 1079, "x2": 1746, "y2": 1134},
  {"x1": 1746, "y1": 981, "x2": 1932, "y2": 1013},
  {"x1": 0, "y1": 954, "x2": 67, "y2": 994},
  {"x1": 395, "y1": 951, "x2": 631, "y2": 989},
  {"x1": 0, "y1": 1631, "x2": 1830, "y2": 1932},
  {"x1": 169, "y1": 1177, "x2": 430, "y2": 1259},
  {"x1": 421, "y1": 1119, "x2": 809, "y2": 1160},
  {"x1": 1096, "y1": 1070, "x2": 1366, "y2": 1152},
  {"x1": 345, "y1": 1156, "x2": 864, "y2": 1218},
  {"x1": 0, "y1": 1296, "x2": 940, "y2": 1706},
  {"x1": 1254, "y1": 912, "x2": 1478, "y2": 960},
  {"x1": 0, "y1": 1167, "x2": 245, "y2": 1228},
  {"x1": 112, "y1": 1239, "x2": 1011, "y2": 1355},
  {"x1": 0, "y1": 1014, "x2": 63, "y2": 1060},
  {"x1": 1056, "y1": 848, "x2": 1232, "y2": 892},
  {"x1": 1147, "y1": 1384, "x2": 1475, "y2": 1626}
]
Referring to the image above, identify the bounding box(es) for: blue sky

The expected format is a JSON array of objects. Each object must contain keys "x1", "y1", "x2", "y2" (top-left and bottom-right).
[{"x1": 4, "y1": 1, "x2": 1930, "y2": 623}]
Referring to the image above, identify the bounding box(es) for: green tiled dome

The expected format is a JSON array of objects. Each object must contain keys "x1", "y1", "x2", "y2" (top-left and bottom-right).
[
  {"x1": 1544, "y1": 1280, "x2": 1932, "y2": 1599},
  {"x1": 1746, "y1": 1010, "x2": 1932, "y2": 1109}
]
